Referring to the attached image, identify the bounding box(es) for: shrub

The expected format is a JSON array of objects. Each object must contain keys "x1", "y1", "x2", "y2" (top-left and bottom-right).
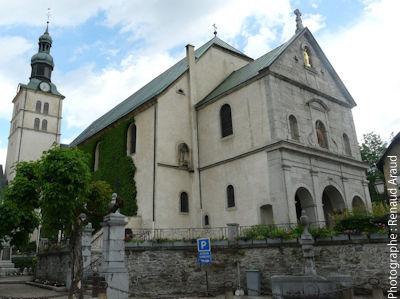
[
  {"x1": 309, "y1": 227, "x2": 333, "y2": 238},
  {"x1": 12, "y1": 257, "x2": 37, "y2": 270}
]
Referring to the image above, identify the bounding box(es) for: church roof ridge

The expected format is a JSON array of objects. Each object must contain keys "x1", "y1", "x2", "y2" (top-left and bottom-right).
[
  {"x1": 196, "y1": 28, "x2": 305, "y2": 109},
  {"x1": 70, "y1": 36, "x2": 250, "y2": 147}
]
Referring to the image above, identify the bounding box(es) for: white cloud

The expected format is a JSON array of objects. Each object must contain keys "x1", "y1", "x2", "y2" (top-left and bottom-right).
[
  {"x1": 0, "y1": 144, "x2": 6, "y2": 169},
  {"x1": 319, "y1": 0, "x2": 400, "y2": 142}
]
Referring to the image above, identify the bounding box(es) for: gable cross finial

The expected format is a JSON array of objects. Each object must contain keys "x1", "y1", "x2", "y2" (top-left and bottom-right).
[
  {"x1": 294, "y1": 9, "x2": 304, "y2": 33},
  {"x1": 212, "y1": 24, "x2": 217, "y2": 36},
  {"x1": 46, "y1": 8, "x2": 51, "y2": 32}
]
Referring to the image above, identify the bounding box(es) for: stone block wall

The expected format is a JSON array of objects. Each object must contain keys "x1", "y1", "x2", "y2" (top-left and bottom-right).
[
  {"x1": 125, "y1": 240, "x2": 388, "y2": 297},
  {"x1": 36, "y1": 248, "x2": 70, "y2": 283}
]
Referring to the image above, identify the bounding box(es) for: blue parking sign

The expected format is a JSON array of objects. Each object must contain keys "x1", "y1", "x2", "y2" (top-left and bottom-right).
[
  {"x1": 197, "y1": 238, "x2": 211, "y2": 251},
  {"x1": 198, "y1": 251, "x2": 211, "y2": 264}
]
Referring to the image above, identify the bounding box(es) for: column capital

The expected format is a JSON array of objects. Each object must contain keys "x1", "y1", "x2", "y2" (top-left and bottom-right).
[
  {"x1": 310, "y1": 169, "x2": 319, "y2": 176},
  {"x1": 282, "y1": 164, "x2": 291, "y2": 171}
]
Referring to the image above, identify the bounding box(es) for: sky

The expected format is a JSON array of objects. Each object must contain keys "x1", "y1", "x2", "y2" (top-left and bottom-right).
[{"x1": 0, "y1": 0, "x2": 399, "y2": 168}]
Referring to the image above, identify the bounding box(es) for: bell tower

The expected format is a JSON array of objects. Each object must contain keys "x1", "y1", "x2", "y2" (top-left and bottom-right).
[{"x1": 4, "y1": 24, "x2": 65, "y2": 180}]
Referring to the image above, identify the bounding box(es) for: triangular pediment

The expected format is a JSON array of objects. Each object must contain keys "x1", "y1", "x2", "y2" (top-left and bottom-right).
[{"x1": 270, "y1": 28, "x2": 356, "y2": 107}]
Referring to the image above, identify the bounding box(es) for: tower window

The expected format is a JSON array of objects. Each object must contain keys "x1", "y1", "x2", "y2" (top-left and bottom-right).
[
  {"x1": 180, "y1": 192, "x2": 189, "y2": 213},
  {"x1": 289, "y1": 115, "x2": 299, "y2": 141},
  {"x1": 343, "y1": 133, "x2": 351, "y2": 156},
  {"x1": 35, "y1": 101, "x2": 42, "y2": 113},
  {"x1": 43, "y1": 103, "x2": 49, "y2": 115},
  {"x1": 220, "y1": 104, "x2": 233, "y2": 138},
  {"x1": 37, "y1": 65, "x2": 45, "y2": 76},
  {"x1": 316, "y1": 120, "x2": 328, "y2": 149},
  {"x1": 227, "y1": 185, "x2": 235, "y2": 208},
  {"x1": 34, "y1": 118, "x2": 40, "y2": 130},
  {"x1": 42, "y1": 119, "x2": 47, "y2": 131},
  {"x1": 204, "y1": 215, "x2": 210, "y2": 226}
]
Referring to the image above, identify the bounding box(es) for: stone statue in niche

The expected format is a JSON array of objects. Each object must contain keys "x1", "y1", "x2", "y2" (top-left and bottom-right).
[{"x1": 178, "y1": 143, "x2": 190, "y2": 167}]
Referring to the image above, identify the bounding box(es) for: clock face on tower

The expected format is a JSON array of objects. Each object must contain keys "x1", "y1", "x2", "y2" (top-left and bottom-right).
[{"x1": 39, "y1": 81, "x2": 51, "y2": 92}]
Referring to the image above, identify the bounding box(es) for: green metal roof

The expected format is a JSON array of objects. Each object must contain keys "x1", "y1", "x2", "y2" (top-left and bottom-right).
[
  {"x1": 19, "y1": 78, "x2": 64, "y2": 98},
  {"x1": 70, "y1": 36, "x2": 250, "y2": 147},
  {"x1": 31, "y1": 52, "x2": 54, "y2": 67},
  {"x1": 196, "y1": 29, "x2": 304, "y2": 109}
]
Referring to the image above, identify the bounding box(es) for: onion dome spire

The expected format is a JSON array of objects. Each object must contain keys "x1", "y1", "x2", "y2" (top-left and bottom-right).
[{"x1": 30, "y1": 22, "x2": 54, "y2": 82}]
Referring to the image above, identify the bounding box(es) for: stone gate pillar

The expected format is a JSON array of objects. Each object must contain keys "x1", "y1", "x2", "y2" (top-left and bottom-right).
[
  {"x1": 99, "y1": 209, "x2": 129, "y2": 298},
  {"x1": 82, "y1": 223, "x2": 94, "y2": 279}
]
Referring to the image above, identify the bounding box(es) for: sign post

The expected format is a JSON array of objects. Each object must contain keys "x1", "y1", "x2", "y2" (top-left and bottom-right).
[{"x1": 197, "y1": 238, "x2": 211, "y2": 295}]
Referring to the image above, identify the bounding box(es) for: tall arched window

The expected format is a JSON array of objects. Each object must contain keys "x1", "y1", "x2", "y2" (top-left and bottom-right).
[
  {"x1": 315, "y1": 120, "x2": 328, "y2": 149},
  {"x1": 42, "y1": 119, "x2": 47, "y2": 131},
  {"x1": 227, "y1": 185, "x2": 235, "y2": 208},
  {"x1": 289, "y1": 115, "x2": 299, "y2": 141},
  {"x1": 94, "y1": 142, "x2": 101, "y2": 171},
  {"x1": 220, "y1": 104, "x2": 233, "y2": 138},
  {"x1": 343, "y1": 133, "x2": 351, "y2": 156},
  {"x1": 35, "y1": 101, "x2": 42, "y2": 113},
  {"x1": 43, "y1": 103, "x2": 49, "y2": 115},
  {"x1": 180, "y1": 192, "x2": 189, "y2": 213},
  {"x1": 127, "y1": 124, "x2": 136, "y2": 155},
  {"x1": 34, "y1": 118, "x2": 40, "y2": 130}
]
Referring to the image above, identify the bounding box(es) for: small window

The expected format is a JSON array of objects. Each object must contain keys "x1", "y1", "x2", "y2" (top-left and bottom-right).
[
  {"x1": 304, "y1": 46, "x2": 312, "y2": 67},
  {"x1": 289, "y1": 115, "x2": 299, "y2": 141},
  {"x1": 94, "y1": 142, "x2": 101, "y2": 171},
  {"x1": 37, "y1": 65, "x2": 45, "y2": 76},
  {"x1": 42, "y1": 119, "x2": 47, "y2": 131},
  {"x1": 315, "y1": 120, "x2": 328, "y2": 149},
  {"x1": 180, "y1": 192, "x2": 189, "y2": 213},
  {"x1": 204, "y1": 215, "x2": 210, "y2": 226},
  {"x1": 35, "y1": 101, "x2": 42, "y2": 113},
  {"x1": 227, "y1": 185, "x2": 235, "y2": 208},
  {"x1": 343, "y1": 133, "x2": 351, "y2": 156},
  {"x1": 220, "y1": 104, "x2": 233, "y2": 138},
  {"x1": 127, "y1": 124, "x2": 136, "y2": 155},
  {"x1": 34, "y1": 118, "x2": 40, "y2": 130},
  {"x1": 43, "y1": 103, "x2": 49, "y2": 115}
]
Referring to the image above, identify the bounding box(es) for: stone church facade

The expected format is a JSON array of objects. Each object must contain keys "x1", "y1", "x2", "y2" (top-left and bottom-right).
[{"x1": 71, "y1": 13, "x2": 371, "y2": 229}]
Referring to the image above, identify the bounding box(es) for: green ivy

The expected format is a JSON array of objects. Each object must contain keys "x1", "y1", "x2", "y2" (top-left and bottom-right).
[{"x1": 79, "y1": 119, "x2": 137, "y2": 220}]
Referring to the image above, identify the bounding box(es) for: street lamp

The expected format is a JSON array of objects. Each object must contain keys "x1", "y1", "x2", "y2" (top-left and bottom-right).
[{"x1": 374, "y1": 177, "x2": 385, "y2": 196}]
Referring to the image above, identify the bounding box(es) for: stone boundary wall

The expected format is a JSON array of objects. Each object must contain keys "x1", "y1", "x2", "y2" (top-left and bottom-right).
[
  {"x1": 36, "y1": 248, "x2": 70, "y2": 284},
  {"x1": 125, "y1": 239, "x2": 389, "y2": 297}
]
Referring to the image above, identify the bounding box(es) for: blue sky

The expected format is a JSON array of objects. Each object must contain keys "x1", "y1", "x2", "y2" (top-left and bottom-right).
[{"x1": 0, "y1": 0, "x2": 399, "y2": 168}]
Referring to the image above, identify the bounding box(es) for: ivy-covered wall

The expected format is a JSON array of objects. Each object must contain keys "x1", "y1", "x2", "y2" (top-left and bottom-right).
[{"x1": 79, "y1": 119, "x2": 137, "y2": 217}]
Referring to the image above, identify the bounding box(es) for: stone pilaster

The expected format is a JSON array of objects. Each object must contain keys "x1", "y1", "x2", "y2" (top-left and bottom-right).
[
  {"x1": 282, "y1": 164, "x2": 297, "y2": 224},
  {"x1": 310, "y1": 169, "x2": 324, "y2": 224},
  {"x1": 100, "y1": 211, "x2": 129, "y2": 298}
]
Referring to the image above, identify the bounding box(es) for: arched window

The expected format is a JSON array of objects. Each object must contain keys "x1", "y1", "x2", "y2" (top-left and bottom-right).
[
  {"x1": 43, "y1": 103, "x2": 49, "y2": 115},
  {"x1": 227, "y1": 185, "x2": 235, "y2": 208},
  {"x1": 343, "y1": 133, "x2": 351, "y2": 156},
  {"x1": 94, "y1": 142, "x2": 101, "y2": 171},
  {"x1": 35, "y1": 101, "x2": 42, "y2": 113},
  {"x1": 204, "y1": 215, "x2": 210, "y2": 226},
  {"x1": 34, "y1": 118, "x2": 40, "y2": 130},
  {"x1": 315, "y1": 120, "x2": 328, "y2": 149},
  {"x1": 42, "y1": 119, "x2": 47, "y2": 131},
  {"x1": 304, "y1": 46, "x2": 312, "y2": 67},
  {"x1": 127, "y1": 124, "x2": 136, "y2": 155},
  {"x1": 178, "y1": 143, "x2": 190, "y2": 166},
  {"x1": 289, "y1": 115, "x2": 299, "y2": 141},
  {"x1": 180, "y1": 192, "x2": 189, "y2": 213},
  {"x1": 220, "y1": 104, "x2": 233, "y2": 138}
]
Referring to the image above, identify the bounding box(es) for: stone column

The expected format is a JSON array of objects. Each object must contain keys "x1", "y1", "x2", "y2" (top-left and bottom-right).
[
  {"x1": 310, "y1": 169, "x2": 324, "y2": 225},
  {"x1": 82, "y1": 223, "x2": 94, "y2": 279},
  {"x1": 100, "y1": 210, "x2": 129, "y2": 298},
  {"x1": 282, "y1": 164, "x2": 297, "y2": 224},
  {"x1": 0, "y1": 241, "x2": 17, "y2": 277},
  {"x1": 227, "y1": 223, "x2": 239, "y2": 243},
  {"x1": 362, "y1": 180, "x2": 373, "y2": 211},
  {"x1": 341, "y1": 176, "x2": 350, "y2": 210}
]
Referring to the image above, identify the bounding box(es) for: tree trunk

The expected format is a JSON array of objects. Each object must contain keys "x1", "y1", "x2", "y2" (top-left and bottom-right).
[{"x1": 69, "y1": 222, "x2": 84, "y2": 299}]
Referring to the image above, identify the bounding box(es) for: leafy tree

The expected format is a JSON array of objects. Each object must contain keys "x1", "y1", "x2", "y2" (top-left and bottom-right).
[
  {"x1": 0, "y1": 145, "x2": 122, "y2": 299},
  {"x1": 359, "y1": 132, "x2": 388, "y2": 202}
]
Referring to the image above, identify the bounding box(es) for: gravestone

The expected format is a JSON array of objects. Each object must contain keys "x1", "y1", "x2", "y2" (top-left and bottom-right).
[{"x1": 0, "y1": 241, "x2": 17, "y2": 276}]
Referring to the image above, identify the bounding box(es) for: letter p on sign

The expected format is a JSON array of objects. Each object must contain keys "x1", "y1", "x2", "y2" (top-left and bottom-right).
[{"x1": 197, "y1": 238, "x2": 211, "y2": 252}]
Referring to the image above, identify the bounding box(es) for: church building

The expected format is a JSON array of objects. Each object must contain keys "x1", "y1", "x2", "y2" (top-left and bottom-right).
[
  {"x1": 4, "y1": 25, "x2": 64, "y2": 181},
  {"x1": 70, "y1": 10, "x2": 371, "y2": 229}
]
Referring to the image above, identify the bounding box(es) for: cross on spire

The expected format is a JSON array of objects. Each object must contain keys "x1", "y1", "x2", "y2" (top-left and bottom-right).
[
  {"x1": 212, "y1": 24, "x2": 217, "y2": 36},
  {"x1": 46, "y1": 8, "x2": 51, "y2": 32},
  {"x1": 294, "y1": 9, "x2": 304, "y2": 33}
]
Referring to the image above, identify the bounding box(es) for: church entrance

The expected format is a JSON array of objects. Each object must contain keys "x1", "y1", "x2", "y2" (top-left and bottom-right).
[
  {"x1": 260, "y1": 204, "x2": 274, "y2": 225},
  {"x1": 294, "y1": 187, "x2": 317, "y2": 225},
  {"x1": 322, "y1": 186, "x2": 346, "y2": 227}
]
